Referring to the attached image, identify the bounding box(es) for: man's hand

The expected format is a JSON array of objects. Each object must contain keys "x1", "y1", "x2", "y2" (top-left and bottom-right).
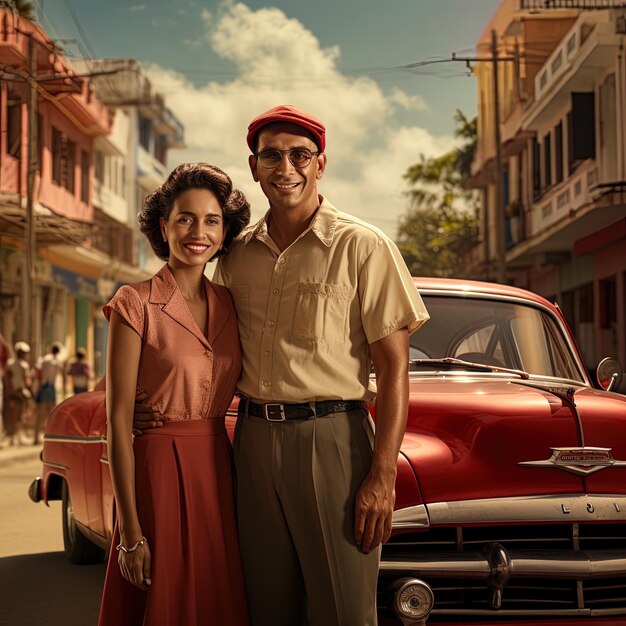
[
  {"x1": 132, "y1": 392, "x2": 163, "y2": 435},
  {"x1": 355, "y1": 328, "x2": 409, "y2": 553},
  {"x1": 354, "y1": 468, "x2": 396, "y2": 554}
]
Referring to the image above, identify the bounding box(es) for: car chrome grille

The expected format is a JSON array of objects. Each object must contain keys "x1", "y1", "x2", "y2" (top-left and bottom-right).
[{"x1": 378, "y1": 523, "x2": 626, "y2": 621}]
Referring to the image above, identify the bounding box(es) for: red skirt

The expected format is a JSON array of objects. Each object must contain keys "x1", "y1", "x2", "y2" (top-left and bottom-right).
[{"x1": 98, "y1": 419, "x2": 249, "y2": 626}]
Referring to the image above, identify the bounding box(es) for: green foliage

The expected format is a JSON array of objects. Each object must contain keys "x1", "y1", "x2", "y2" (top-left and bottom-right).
[
  {"x1": 3, "y1": 0, "x2": 36, "y2": 21},
  {"x1": 397, "y1": 110, "x2": 478, "y2": 277}
]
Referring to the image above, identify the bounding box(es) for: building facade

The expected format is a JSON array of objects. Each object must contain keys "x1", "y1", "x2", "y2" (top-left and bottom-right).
[
  {"x1": 467, "y1": 0, "x2": 626, "y2": 386},
  {"x1": 0, "y1": 11, "x2": 184, "y2": 382}
]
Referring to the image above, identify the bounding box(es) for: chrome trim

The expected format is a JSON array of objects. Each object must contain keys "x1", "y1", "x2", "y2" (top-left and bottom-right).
[
  {"x1": 41, "y1": 459, "x2": 70, "y2": 472},
  {"x1": 43, "y1": 434, "x2": 106, "y2": 444},
  {"x1": 380, "y1": 547, "x2": 626, "y2": 580},
  {"x1": 387, "y1": 578, "x2": 434, "y2": 623},
  {"x1": 520, "y1": 447, "x2": 626, "y2": 476},
  {"x1": 418, "y1": 289, "x2": 589, "y2": 385},
  {"x1": 425, "y1": 494, "x2": 626, "y2": 525},
  {"x1": 430, "y1": 608, "x2": 617, "y2": 617},
  {"x1": 392, "y1": 505, "x2": 430, "y2": 529}
]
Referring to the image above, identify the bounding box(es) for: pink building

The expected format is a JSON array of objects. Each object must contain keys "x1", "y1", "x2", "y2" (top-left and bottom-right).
[{"x1": 0, "y1": 9, "x2": 111, "y2": 360}]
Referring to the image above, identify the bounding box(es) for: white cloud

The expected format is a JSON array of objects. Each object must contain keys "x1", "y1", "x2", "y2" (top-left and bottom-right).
[{"x1": 145, "y1": 1, "x2": 456, "y2": 238}]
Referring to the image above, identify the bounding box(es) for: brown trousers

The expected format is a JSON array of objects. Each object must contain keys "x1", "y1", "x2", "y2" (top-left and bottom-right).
[{"x1": 234, "y1": 405, "x2": 380, "y2": 626}]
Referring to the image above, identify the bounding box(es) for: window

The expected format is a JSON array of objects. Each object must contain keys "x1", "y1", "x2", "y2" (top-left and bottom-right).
[
  {"x1": 155, "y1": 135, "x2": 167, "y2": 165},
  {"x1": 568, "y1": 92, "x2": 595, "y2": 171},
  {"x1": 139, "y1": 116, "x2": 151, "y2": 151},
  {"x1": 532, "y1": 138, "x2": 541, "y2": 200},
  {"x1": 543, "y1": 131, "x2": 552, "y2": 188},
  {"x1": 555, "y1": 121, "x2": 564, "y2": 184},
  {"x1": 81, "y1": 150, "x2": 90, "y2": 203},
  {"x1": 95, "y1": 151, "x2": 105, "y2": 183},
  {"x1": 7, "y1": 97, "x2": 21, "y2": 159},
  {"x1": 64, "y1": 140, "x2": 76, "y2": 193},
  {"x1": 51, "y1": 128, "x2": 77, "y2": 192},
  {"x1": 52, "y1": 127, "x2": 62, "y2": 184}
]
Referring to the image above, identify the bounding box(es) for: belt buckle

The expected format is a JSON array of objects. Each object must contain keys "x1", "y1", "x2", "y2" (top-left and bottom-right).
[{"x1": 264, "y1": 403, "x2": 286, "y2": 422}]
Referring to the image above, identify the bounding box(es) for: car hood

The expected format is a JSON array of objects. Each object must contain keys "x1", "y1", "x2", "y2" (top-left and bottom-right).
[{"x1": 399, "y1": 377, "x2": 626, "y2": 504}]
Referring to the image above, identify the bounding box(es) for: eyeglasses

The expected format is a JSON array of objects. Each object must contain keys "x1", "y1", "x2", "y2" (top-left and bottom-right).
[{"x1": 255, "y1": 148, "x2": 319, "y2": 169}]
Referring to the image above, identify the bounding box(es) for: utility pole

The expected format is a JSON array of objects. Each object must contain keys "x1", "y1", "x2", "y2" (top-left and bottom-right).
[
  {"x1": 401, "y1": 47, "x2": 517, "y2": 284},
  {"x1": 491, "y1": 29, "x2": 506, "y2": 284},
  {"x1": 23, "y1": 33, "x2": 37, "y2": 352}
]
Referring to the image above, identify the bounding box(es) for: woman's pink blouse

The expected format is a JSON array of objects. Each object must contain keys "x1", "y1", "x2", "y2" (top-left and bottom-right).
[{"x1": 103, "y1": 265, "x2": 241, "y2": 422}]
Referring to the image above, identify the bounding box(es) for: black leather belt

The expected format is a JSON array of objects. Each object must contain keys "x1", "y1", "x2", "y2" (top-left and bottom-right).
[{"x1": 242, "y1": 398, "x2": 367, "y2": 422}]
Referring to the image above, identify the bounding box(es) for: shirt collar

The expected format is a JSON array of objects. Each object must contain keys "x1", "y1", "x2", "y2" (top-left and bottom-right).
[{"x1": 241, "y1": 195, "x2": 337, "y2": 248}]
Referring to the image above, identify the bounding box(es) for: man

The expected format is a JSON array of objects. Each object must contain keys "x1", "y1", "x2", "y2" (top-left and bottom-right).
[
  {"x1": 136, "y1": 105, "x2": 428, "y2": 625},
  {"x1": 0, "y1": 332, "x2": 11, "y2": 440},
  {"x1": 5, "y1": 341, "x2": 33, "y2": 446},
  {"x1": 33, "y1": 342, "x2": 65, "y2": 444}
]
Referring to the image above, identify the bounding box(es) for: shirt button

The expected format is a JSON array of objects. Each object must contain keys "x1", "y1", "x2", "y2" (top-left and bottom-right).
[
  {"x1": 273, "y1": 289, "x2": 279, "y2": 296},
  {"x1": 262, "y1": 381, "x2": 270, "y2": 387},
  {"x1": 278, "y1": 257, "x2": 286, "y2": 265},
  {"x1": 268, "y1": 321, "x2": 275, "y2": 327},
  {"x1": 264, "y1": 351, "x2": 270, "y2": 358}
]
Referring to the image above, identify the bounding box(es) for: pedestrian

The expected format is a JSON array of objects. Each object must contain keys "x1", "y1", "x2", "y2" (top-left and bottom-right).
[
  {"x1": 33, "y1": 341, "x2": 65, "y2": 444},
  {"x1": 133, "y1": 105, "x2": 430, "y2": 626},
  {"x1": 66, "y1": 347, "x2": 93, "y2": 394},
  {"x1": 5, "y1": 341, "x2": 33, "y2": 446},
  {"x1": 97, "y1": 162, "x2": 251, "y2": 626},
  {"x1": 0, "y1": 332, "x2": 11, "y2": 442}
]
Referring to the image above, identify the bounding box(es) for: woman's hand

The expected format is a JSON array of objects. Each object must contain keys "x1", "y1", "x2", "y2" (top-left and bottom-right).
[{"x1": 117, "y1": 537, "x2": 152, "y2": 590}]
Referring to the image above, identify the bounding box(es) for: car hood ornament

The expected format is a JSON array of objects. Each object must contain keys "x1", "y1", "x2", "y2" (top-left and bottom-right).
[{"x1": 519, "y1": 447, "x2": 626, "y2": 476}]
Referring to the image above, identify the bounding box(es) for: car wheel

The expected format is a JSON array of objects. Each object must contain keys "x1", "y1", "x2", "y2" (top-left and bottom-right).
[{"x1": 61, "y1": 481, "x2": 106, "y2": 564}]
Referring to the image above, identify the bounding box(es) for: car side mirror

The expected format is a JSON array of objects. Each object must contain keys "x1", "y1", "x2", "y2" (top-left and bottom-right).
[{"x1": 596, "y1": 357, "x2": 623, "y2": 392}]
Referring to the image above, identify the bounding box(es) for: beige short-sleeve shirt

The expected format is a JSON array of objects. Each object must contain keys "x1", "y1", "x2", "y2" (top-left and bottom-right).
[{"x1": 215, "y1": 196, "x2": 429, "y2": 403}]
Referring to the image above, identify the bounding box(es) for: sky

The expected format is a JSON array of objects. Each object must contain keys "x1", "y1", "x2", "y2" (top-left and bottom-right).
[{"x1": 38, "y1": 0, "x2": 503, "y2": 237}]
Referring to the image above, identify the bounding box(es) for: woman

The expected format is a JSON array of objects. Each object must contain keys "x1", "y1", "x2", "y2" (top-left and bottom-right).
[
  {"x1": 98, "y1": 163, "x2": 250, "y2": 626},
  {"x1": 66, "y1": 347, "x2": 93, "y2": 394}
]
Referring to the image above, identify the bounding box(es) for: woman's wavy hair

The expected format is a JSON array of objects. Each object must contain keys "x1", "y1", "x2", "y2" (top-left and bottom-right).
[{"x1": 138, "y1": 162, "x2": 250, "y2": 262}]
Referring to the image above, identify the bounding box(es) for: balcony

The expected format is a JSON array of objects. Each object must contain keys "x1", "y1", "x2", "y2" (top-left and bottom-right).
[
  {"x1": 137, "y1": 145, "x2": 168, "y2": 191},
  {"x1": 524, "y1": 13, "x2": 619, "y2": 128},
  {"x1": 92, "y1": 178, "x2": 128, "y2": 224},
  {"x1": 531, "y1": 160, "x2": 597, "y2": 236},
  {"x1": 520, "y1": 0, "x2": 626, "y2": 8},
  {"x1": 91, "y1": 207, "x2": 134, "y2": 266}
]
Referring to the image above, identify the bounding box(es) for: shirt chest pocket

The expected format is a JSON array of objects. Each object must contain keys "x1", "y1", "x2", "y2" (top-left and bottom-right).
[{"x1": 291, "y1": 282, "x2": 351, "y2": 344}]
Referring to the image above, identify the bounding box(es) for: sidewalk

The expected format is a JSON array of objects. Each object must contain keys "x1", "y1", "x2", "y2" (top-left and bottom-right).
[{"x1": 0, "y1": 439, "x2": 43, "y2": 468}]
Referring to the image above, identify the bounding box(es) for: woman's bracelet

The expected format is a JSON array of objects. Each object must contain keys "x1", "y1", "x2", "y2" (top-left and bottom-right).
[{"x1": 116, "y1": 536, "x2": 147, "y2": 553}]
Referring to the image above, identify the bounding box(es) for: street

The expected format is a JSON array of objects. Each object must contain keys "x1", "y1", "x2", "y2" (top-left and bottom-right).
[{"x1": 0, "y1": 458, "x2": 105, "y2": 625}]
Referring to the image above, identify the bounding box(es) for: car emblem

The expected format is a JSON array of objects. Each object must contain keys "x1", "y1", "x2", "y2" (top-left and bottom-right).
[{"x1": 519, "y1": 447, "x2": 626, "y2": 476}]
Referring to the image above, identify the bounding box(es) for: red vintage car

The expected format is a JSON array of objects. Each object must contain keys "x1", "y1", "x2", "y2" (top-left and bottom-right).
[{"x1": 30, "y1": 278, "x2": 626, "y2": 625}]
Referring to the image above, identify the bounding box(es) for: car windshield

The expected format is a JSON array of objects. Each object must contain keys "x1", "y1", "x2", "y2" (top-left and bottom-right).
[{"x1": 410, "y1": 295, "x2": 585, "y2": 383}]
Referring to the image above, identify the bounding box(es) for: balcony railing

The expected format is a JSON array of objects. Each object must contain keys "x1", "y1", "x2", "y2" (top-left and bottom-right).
[
  {"x1": 521, "y1": 0, "x2": 626, "y2": 8},
  {"x1": 530, "y1": 160, "x2": 597, "y2": 237}
]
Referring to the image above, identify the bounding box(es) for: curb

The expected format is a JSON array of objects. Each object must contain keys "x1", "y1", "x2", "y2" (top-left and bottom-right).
[{"x1": 0, "y1": 445, "x2": 43, "y2": 468}]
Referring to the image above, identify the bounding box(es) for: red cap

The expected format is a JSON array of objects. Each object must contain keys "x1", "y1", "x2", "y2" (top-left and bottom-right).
[{"x1": 246, "y1": 105, "x2": 326, "y2": 153}]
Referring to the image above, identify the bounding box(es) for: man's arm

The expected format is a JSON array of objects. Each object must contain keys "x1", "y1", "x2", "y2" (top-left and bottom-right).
[{"x1": 354, "y1": 327, "x2": 409, "y2": 554}]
